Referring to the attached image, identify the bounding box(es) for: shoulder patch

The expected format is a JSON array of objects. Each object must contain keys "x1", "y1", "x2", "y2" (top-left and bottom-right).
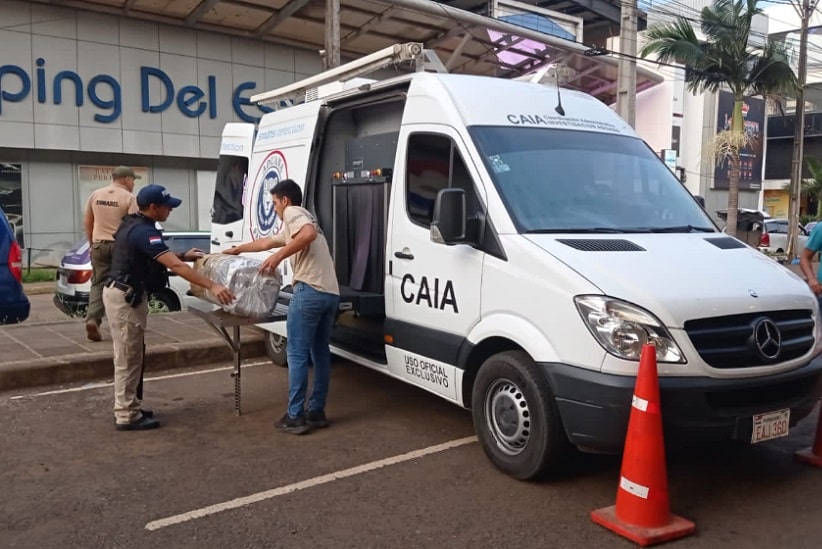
[{"x1": 149, "y1": 235, "x2": 163, "y2": 246}]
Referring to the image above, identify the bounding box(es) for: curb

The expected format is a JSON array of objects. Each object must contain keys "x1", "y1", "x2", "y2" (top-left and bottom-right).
[
  {"x1": 0, "y1": 338, "x2": 267, "y2": 392},
  {"x1": 24, "y1": 285, "x2": 55, "y2": 296}
]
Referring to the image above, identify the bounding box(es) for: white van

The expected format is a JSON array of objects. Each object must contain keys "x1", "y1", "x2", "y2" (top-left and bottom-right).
[{"x1": 211, "y1": 44, "x2": 822, "y2": 480}]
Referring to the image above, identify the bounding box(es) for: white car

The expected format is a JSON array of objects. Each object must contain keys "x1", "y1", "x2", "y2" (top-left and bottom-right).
[
  {"x1": 762, "y1": 218, "x2": 809, "y2": 255},
  {"x1": 718, "y1": 209, "x2": 808, "y2": 255},
  {"x1": 54, "y1": 231, "x2": 210, "y2": 317}
]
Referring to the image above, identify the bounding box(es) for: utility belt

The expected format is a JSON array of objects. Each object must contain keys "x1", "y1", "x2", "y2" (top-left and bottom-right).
[{"x1": 106, "y1": 279, "x2": 144, "y2": 307}]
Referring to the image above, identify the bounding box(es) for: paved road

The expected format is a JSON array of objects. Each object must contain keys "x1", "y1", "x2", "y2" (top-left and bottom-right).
[{"x1": 3, "y1": 358, "x2": 822, "y2": 549}]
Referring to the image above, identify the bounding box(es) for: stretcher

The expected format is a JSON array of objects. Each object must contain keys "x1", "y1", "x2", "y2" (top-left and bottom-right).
[{"x1": 187, "y1": 296, "x2": 289, "y2": 415}]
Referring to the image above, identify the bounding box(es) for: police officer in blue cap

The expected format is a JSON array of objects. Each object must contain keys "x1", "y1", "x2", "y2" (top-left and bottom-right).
[{"x1": 104, "y1": 184, "x2": 234, "y2": 431}]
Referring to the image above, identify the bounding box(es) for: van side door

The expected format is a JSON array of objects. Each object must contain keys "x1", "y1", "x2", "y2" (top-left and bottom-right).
[
  {"x1": 211, "y1": 123, "x2": 255, "y2": 252},
  {"x1": 385, "y1": 129, "x2": 486, "y2": 400}
]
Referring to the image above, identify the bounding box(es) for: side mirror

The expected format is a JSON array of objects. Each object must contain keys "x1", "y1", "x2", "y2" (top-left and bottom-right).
[
  {"x1": 694, "y1": 195, "x2": 705, "y2": 208},
  {"x1": 430, "y1": 188, "x2": 466, "y2": 244}
]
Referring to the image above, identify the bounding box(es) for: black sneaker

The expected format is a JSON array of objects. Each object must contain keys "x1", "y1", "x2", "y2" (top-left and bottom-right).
[
  {"x1": 274, "y1": 413, "x2": 310, "y2": 435},
  {"x1": 115, "y1": 415, "x2": 160, "y2": 431},
  {"x1": 306, "y1": 409, "x2": 328, "y2": 428},
  {"x1": 112, "y1": 409, "x2": 153, "y2": 424}
]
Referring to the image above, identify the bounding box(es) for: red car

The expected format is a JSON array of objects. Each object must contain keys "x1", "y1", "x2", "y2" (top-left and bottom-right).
[{"x1": 0, "y1": 205, "x2": 29, "y2": 324}]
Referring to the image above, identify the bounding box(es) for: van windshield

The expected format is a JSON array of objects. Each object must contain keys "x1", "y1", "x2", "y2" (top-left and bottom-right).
[{"x1": 468, "y1": 127, "x2": 716, "y2": 234}]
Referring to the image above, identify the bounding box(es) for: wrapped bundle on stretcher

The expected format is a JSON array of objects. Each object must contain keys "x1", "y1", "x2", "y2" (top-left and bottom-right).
[{"x1": 190, "y1": 254, "x2": 282, "y2": 318}]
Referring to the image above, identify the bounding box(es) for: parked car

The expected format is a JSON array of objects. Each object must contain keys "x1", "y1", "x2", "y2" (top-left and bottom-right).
[
  {"x1": 0, "y1": 205, "x2": 30, "y2": 324},
  {"x1": 762, "y1": 218, "x2": 809, "y2": 255},
  {"x1": 53, "y1": 231, "x2": 210, "y2": 317},
  {"x1": 717, "y1": 209, "x2": 809, "y2": 255}
]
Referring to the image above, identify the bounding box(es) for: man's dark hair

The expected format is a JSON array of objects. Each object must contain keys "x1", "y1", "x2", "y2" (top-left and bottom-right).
[{"x1": 270, "y1": 179, "x2": 302, "y2": 206}]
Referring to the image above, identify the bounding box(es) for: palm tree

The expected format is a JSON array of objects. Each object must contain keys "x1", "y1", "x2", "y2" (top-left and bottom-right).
[
  {"x1": 804, "y1": 157, "x2": 822, "y2": 219},
  {"x1": 639, "y1": 0, "x2": 797, "y2": 237}
]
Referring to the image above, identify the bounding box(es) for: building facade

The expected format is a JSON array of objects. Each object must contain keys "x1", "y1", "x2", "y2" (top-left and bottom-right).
[{"x1": 0, "y1": 0, "x2": 323, "y2": 264}]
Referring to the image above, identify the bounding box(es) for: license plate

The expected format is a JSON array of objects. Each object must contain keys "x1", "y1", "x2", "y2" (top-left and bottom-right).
[
  {"x1": 751, "y1": 409, "x2": 790, "y2": 444},
  {"x1": 56, "y1": 271, "x2": 74, "y2": 296}
]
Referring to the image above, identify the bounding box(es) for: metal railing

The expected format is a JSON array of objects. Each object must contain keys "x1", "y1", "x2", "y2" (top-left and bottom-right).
[{"x1": 24, "y1": 247, "x2": 55, "y2": 275}]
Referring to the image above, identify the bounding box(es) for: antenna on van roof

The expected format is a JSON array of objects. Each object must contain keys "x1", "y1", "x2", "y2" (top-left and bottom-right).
[
  {"x1": 553, "y1": 65, "x2": 565, "y2": 116},
  {"x1": 516, "y1": 64, "x2": 566, "y2": 116}
]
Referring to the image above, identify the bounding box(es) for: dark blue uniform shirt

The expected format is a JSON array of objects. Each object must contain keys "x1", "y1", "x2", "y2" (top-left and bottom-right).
[{"x1": 108, "y1": 213, "x2": 171, "y2": 293}]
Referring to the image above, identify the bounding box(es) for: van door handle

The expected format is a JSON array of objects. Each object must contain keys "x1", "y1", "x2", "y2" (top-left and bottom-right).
[
  {"x1": 225, "y1": 231, "x2": 234, "y2": 238},
  {"x1": 394, "y1": 251, "x2": 414, "y2": 260},
  {"x1": 211, "y1": 239, "x2": 220, "y2": 246}
]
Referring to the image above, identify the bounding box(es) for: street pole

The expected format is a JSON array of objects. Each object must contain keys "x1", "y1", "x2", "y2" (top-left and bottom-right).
[
  {"x1": 324, "y1": 0, "x2": 341, "y2": 69},
  {"x1": 616, "y1": 0, "x2": 638, "y2": 128},
  {"x1": 787, "y1": 0, "x2": 811, "y2": 258}
]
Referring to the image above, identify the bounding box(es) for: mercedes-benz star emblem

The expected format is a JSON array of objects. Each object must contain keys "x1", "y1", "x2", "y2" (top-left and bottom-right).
[
  {"x1": 749, "y1": 289, "x2": 758, "y2": 298},
  {"x1": 753, "y1": 318, "x2": 781, "y2": 360}
]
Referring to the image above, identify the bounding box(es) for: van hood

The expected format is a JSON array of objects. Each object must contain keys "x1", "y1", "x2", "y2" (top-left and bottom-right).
[{"x1": 525, "y1": 233, "x2": 814, "y2": 328}]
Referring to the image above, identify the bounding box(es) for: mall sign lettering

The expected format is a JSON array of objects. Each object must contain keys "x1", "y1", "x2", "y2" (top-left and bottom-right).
[{"x1": 0, "y1": 58, "x2": 274, "y2": 124}]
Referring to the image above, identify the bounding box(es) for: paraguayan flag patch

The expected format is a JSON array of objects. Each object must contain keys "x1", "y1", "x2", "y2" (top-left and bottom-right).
[{"x1": 149, "y1": 235, "x2": 163, "y2": 246}]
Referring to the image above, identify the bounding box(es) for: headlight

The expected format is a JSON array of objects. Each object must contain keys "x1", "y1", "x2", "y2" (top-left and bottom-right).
[{"x1": 574, "y1": 296, "x2": 685, "y2": 363}]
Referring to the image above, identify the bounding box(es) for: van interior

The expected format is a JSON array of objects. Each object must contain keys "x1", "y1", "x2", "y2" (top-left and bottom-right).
[{"x1": 307, "y1": 89, "x2": 409, "y2": 363}]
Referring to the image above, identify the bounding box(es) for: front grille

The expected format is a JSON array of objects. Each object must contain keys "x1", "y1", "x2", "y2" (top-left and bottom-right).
[{"x1": 684, "y1": 309, "x2": 815, "y2": 368}]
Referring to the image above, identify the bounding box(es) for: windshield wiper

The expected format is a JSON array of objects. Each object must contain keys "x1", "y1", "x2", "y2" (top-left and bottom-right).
[{"x1": 646, "y1": 225, "x2": 715, "y2": 233}]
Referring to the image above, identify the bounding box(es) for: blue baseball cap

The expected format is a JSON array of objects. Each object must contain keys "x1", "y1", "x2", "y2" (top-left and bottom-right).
[{"x1": 136, "y1": 185, "x2": 182, "y2": 209}]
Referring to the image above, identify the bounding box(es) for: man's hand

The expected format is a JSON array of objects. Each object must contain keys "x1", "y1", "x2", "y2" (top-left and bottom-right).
[
  {"x1": 810, "y1": 280, "x2": 822, "y2": 296},
  {"x1": 180, "y1": 248, "x2": 206, "y2": 262},
  {"x1": 259, "y1": 253, "x2": 282, "y2": 275},
  {"x1": 223, "y1": 246, "x2": 241, "y2": 255},
  {"x1": 209, "y1": 283, "x2": 235, "y2": 304}
]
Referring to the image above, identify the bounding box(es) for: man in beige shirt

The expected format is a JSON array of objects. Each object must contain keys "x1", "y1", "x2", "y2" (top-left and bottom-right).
[
  {"x1": 225, "y1": 178, "x2": 339, "y2": 434},
  {"x1": 83, "y1": 166, "x2": 139, "y2": 341}
]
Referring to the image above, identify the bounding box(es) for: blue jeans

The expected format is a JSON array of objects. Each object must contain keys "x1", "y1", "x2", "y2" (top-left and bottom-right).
[{"x1": 286, "y1": 282, "x2": 339, "y2": 418}]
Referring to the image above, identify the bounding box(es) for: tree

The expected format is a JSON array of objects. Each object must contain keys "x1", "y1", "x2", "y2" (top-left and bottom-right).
[
  {"x1": 639, "y1": 0, "x2": 797, "y2": 237},
  {"x1": 803, "y1": 157, "x2": 822, "y2": 219}
]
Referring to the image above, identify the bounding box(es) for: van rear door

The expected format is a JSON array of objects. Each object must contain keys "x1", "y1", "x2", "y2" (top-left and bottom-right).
[{"x1": 211, "y1": 123, "x2": 255, "y2": 252}]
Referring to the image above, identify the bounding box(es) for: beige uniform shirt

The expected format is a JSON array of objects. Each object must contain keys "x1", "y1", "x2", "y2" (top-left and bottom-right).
[
  {"x1": 85, "y1": 183, "x2": 138, "y2": 241},
  {"x1": 269, "y1": 206, "x2": 339, "y2": 295}
]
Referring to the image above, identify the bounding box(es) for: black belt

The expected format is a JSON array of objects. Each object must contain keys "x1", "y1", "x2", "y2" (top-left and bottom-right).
[{"x1": 107, "y1": 280, "x2": 132, "y2": 292}]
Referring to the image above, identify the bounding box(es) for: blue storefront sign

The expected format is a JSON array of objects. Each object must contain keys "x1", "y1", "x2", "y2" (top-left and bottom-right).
[{"x1": 0, "y1": 59, "x2": 273, "y2": 124}]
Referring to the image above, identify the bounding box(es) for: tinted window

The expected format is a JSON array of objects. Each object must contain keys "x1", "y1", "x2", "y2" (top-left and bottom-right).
[
  {"x1": 163, "y1": 234, "x2": 210, "y2": 255},
  {"x1": 765, "y1": 221, "x2": 788, "y2": 234},
  {"x1": 469, "y1": 127, "x2": 715, "y2": 233},
  {"x1": 405, "y1": 133, "x2": 482, "y2": 227},
  {"x1": 212, "y1": 154, "x2": 248, "y2": 224}
]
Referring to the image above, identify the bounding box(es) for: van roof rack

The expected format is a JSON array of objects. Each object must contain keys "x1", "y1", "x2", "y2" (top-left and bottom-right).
[{"x1": 250, "y1": 42, "x2": 444, "y2": 106}]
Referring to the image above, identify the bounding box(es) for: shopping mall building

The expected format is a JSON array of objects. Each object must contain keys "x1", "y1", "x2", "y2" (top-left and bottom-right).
[{"x1": 0, "y1": 0, "x2": 326, "y2": 263}]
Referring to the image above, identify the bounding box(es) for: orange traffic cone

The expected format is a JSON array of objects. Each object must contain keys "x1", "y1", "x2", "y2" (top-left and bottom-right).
[
  {"x1": 591, "y1": 344, "x2": 695, "y2": 547},
  {"x1": 795, "y1": 403, "x2": 822, "y2": 467}
]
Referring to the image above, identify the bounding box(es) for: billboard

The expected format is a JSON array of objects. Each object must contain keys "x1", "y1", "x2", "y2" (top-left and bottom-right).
[{"x1": 714, "y1": 91, "x2": 764, "y2": 190}]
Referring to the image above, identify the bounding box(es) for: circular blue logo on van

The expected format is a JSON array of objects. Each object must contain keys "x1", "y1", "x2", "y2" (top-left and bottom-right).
[
  {"x1": 256, "y1": 170, "x2": 280, "y2": 233},
  {"x1": 250, "y1": 151, "x2": 288, "y2": 239}
]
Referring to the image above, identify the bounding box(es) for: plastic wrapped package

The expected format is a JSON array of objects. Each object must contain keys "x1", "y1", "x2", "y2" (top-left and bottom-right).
[{"x1": 190, "y1": 254, "x2": 281, "y2": 318}]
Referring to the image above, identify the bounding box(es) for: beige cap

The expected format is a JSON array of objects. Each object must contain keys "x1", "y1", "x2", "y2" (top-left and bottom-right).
[{"x1": 112, "y1": 166, "x2": 141, "y2": 180}]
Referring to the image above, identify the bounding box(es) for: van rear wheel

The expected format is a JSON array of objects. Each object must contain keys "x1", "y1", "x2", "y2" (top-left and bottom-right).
[
  {"x1": 265, "y1": 332, "x2": 288, "y2": 367},
  {"x1": 147, "y1": 290, "x2": 181, "y2": 314},
  {"x1": 472, "y1": 351, "x2": 570, "y2": 480}
]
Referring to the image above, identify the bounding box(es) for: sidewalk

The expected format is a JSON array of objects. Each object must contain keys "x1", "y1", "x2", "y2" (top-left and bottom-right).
[
  {"x1": 0, "y1": 308, "x2": 267, "y2": 391},
  {"x1": 23, "y1": 281, "x2": 58, "y2": 296}
]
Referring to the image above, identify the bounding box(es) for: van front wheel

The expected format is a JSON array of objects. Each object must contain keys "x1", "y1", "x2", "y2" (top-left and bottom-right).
[
  {"x1": 265, "y1": 332, "x2": 288, "y2": 367},
  {"x1": 472, "y1": 351, "x2": 570, "y2": 480}
]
